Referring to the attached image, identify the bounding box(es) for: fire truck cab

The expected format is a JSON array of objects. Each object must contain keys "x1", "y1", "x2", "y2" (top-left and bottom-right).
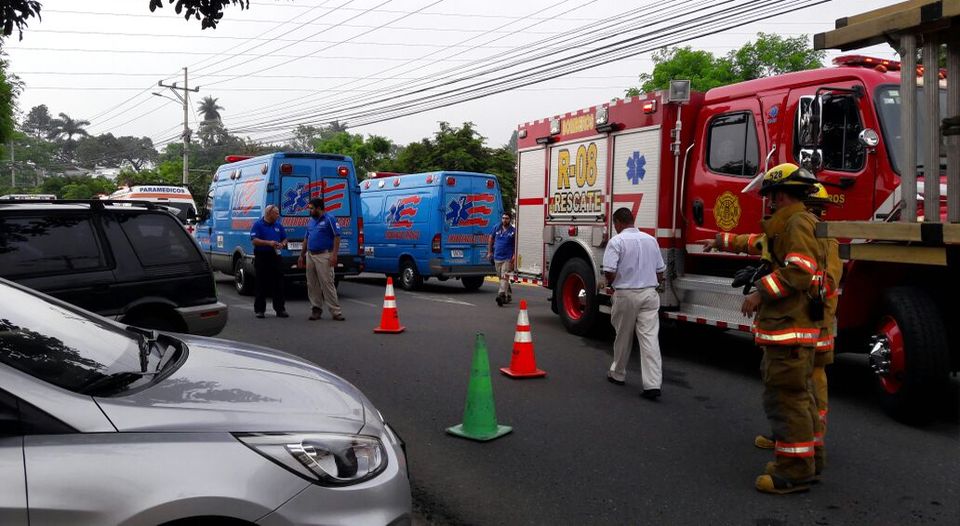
[{"x1": 514, "y1": 56, "x2": 955, "y2": 419}]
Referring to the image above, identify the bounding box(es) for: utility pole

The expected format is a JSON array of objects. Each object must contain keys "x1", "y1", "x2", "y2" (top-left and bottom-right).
[{"x1": 158, "y1": 68, "x2": 200, "y2": 185}]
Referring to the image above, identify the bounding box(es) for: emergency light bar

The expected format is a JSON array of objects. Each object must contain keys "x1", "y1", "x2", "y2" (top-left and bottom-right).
[
  {"x1": 224, "y1": 155, "x2": 252, "y2": 163},
  {"x1": 833, "y1": 55, "x2": 947, "y2": 78},
  {"x1": 368, "y1": 172, "x2": 406, "y2": 179}
]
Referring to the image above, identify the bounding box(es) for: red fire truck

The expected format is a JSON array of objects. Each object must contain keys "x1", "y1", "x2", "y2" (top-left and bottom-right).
[{"x1": 512, "y1": 55, "x2": 955, "y2": 419}]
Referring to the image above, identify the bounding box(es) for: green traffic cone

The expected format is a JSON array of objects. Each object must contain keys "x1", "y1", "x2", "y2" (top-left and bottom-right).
[{"x1": 446, "y1": 332, "x2": 513, "y2": 442}]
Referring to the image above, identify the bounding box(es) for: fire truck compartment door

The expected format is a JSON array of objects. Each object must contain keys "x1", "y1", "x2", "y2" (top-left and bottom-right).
[
  {"x1": 547, "y1": 137, "x2": 608, "y2": 221},
  {"x1": 611, "y1": 126, "x2": 662, "y2": 231},
  {"x1": 517, "y1": 149, "x2": 546, "y2": 276}
]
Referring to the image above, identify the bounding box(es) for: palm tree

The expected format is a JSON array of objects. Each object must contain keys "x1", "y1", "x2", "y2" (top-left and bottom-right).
[
  {"x1": 197, "y1": 96, "x2": 223, "y2": 123},
  {"x1": 48, "y1": 112, "x2": 90, "y2": 141}
]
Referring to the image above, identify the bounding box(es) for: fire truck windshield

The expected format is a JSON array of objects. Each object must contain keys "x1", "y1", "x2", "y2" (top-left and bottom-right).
[{"x1": 874, "y1": 85, "x2": 948, "y2": 175}]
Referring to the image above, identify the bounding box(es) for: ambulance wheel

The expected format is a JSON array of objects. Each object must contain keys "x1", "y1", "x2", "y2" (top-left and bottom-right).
[
  {"x1": 871, "y1": 287, "x2": 950, "y2": 423},
  {"x1": 398, "y1": 260, "x2": 422, "y2": 291},
  {"x1": 234, "y1": 258, "x2": 255, "y2": 296},
  {"x1": 461, "y1": 276, "x2": 484, "y2": 291},
  {"x1": 557, "y1": 258, "x2": 598, "y2": 336}
]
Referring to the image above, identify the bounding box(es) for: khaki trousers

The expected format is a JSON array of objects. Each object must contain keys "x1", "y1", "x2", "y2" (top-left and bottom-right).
[
  {"x1": 306, "y1": 252, "x2": 342, "y2": 317},
  {"x1": 494, "y1": 259, "x2": 513, "y2": 297},
  {"x1": 761, "y1": 345, "x2": 819, "y2": 481},
  {"x1": 609, "y1": 288, "x2": 662, "y2": 389}
]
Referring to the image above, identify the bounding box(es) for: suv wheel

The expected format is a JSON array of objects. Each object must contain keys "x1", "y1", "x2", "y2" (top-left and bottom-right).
[{"x1": 234, "y1": 258, "x2": 255, "y2": 296}]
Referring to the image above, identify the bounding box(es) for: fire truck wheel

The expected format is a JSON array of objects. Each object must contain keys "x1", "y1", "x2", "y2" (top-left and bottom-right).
[
  {"x1": 872, "y1": 287, "x2": 950, "y2": 423},
  {"x1": 557, "y1": 258, "x2": 598, "y2": 336},
  {"x1": 234, "y1": 258, "x2": 255, "y2": 296},
  {"x1": 398, "y1": 259, "x2": 423, "y2": 291},
  {"x1": 461, "y1": 276, "x2": 485, "y2": 291}
]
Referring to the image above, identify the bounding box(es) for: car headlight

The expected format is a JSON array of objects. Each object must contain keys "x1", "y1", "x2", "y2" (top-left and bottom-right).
[{"x1": 234, "y1": 432, "x2": 387, "y2": 486}]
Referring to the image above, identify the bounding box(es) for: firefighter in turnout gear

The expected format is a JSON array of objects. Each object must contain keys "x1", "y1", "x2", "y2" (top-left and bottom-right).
[
  {"x1": 702, "y1": 182, "x2": 840, "y2": 473},
  {"x1": 740, "y1": 163, "x2": 826, "y2": 494}
]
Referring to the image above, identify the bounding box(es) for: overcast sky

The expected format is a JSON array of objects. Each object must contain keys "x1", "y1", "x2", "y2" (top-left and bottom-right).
[{"x1": 3, "y1": 0, "x2": 903, "y2": 149}]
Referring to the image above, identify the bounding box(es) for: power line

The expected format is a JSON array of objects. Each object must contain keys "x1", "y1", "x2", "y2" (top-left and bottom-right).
[
  {"x1": 200, "y1": 0, "x2": 447, "y2": 87},
  {"x1": 249, "y1": 0, "x2": 825, "y2": 144},
  {"x1": 224, "y1": 0, "x2": 594, "y2": 127},
  {"x1": 40, "y1": 8, "x2": 569, "y2": 33},
  {"x1": 227, "y1": 0, "x2": 667, "y2": 131},
  {"x1": 11, "y1": 47, "x2": 484, "y2": 60}
]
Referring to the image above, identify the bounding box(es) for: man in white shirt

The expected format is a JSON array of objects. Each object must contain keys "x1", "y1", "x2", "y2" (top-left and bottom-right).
[{"x1": 602, "y1": 207, "x2": 666, "y2": 400}]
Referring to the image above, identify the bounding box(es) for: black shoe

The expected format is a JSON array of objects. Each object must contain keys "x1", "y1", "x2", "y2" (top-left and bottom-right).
[
  {"x1": 332, "y1": 314, "x2": 346, "y2": 321},
  {"x1": 255, "y1": 312, "x2": 265, "y2": 319},
  {"x1": 607, "y1": 375, "x2": 625, "y2": 386},
  {"x1": 276, "y1": 311, "x2": 289, "y2": 318},
  {"x1": 309, "y1": 309, "x2": 322, "y2": 321},
  {"x1": 641, "y1": 389, "x2": 661, "y2": 400},
  {"x1": 496, "y1": 295, "x2": 504, "y2": 307}
]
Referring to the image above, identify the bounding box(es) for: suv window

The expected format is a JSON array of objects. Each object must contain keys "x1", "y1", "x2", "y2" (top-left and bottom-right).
[
  {"x1": 707, "y1": 112, "x2": 760, "y2": 177},
  {"x1": 795, "y1": 95, "x2": 865, "y2": 172},
  {"x1": 0, "y1": 215, "x2": 107, "y2": 277},
  {"x1": 117, "y1": 213, "x2": 202, "y2": 267}
]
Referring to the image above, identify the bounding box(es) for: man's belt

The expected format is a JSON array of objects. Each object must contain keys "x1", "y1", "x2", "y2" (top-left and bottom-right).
[{"x1": 309, "y1": 249, "x2": 332, "y2": 254}]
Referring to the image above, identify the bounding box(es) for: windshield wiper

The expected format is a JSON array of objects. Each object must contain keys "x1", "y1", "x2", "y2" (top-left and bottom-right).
[
  {"x1": 79, "y1": 371, "x2": 153, "y2": 396},
  {"x1": 126, "y1": 326, "x2": 161, "y2": 373}
]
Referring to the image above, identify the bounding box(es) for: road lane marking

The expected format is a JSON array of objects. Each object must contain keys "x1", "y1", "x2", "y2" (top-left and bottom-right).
[
  {"x1": 406, "y1": 292, "x2": 475, "y2": 307},
  {"x1": 345, "y1": 298, "x2": 379, "y2": 308}
]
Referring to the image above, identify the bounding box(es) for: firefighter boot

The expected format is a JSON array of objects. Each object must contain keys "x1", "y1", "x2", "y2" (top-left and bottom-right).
[
  {"x1": 754, "y1": 434, "x2": 775, "y2": 449},
  {"x1": 755, "y1": 473, "x2": 812, "y2": 495},
  {"x1": 496, "y1": 293, "x2": 505, "y2": 307},
  {"x1": 764, "y1": 461, "x2": 821, "y2": 483}
]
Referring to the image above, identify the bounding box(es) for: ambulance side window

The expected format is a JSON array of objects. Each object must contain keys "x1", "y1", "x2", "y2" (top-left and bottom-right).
[{"x1": 706, "y1": 112, "x2": 759, "y2": 177}]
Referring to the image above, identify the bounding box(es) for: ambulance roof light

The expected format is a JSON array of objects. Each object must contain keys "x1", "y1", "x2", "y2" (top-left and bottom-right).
[
  {"x1": 337, "y1": 165, "x2": 350, "y2": 177},
  {"x1": 224, "y1": 155, "x2": 252, "y2": 163}
]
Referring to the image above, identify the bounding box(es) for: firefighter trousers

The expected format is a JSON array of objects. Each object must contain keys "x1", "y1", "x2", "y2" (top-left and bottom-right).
[{"x1": 761, "y1": 345, "x2": 820, "y2": 482}]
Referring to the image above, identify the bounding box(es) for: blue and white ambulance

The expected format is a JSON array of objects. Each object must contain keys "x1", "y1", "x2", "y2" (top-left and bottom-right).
[
  {"x1": 360, "y1": 171, "x2": 503, "y2": 290},
  {"x1": 196, "y1": 152, "x2": 364, "y2": 295}
]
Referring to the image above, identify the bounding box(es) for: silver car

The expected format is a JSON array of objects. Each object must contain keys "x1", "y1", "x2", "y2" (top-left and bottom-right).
[{"x1": 0, "y1": 279, "x2": 411, "y2": 526}]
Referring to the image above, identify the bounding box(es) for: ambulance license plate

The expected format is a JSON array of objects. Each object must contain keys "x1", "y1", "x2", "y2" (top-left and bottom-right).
[
  {"x1": 451, "y1": 250, "x2": 464, "y2": 258},
  {"x1": 287, "y1": 242, "x2": 303, "y2": 251}
]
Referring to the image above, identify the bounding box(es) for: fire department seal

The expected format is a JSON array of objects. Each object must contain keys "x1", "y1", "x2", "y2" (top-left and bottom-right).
[{"x1": 714, "y1": 191, "x2": 741, "y2": 231}]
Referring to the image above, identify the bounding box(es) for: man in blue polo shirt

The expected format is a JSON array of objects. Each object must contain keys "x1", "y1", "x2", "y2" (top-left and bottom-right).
[
  {"x1": 488, "y1": 211, "x2": 516, "y2": 306},
  {"x1": 298, "y1": 197, "x2": 344, "y2": 321},
  {"x1": 249, "y1": 205, "x2": 288, "y2": 318}
]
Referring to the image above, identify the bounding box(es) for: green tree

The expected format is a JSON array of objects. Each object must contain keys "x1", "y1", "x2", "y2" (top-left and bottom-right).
[
  {"x1": 0, "y1": 50, "x2": 20, "y2": 144},
  {"x1": 21, "y1": 104, "x2": 53, "y2": 138},
  {"x1": 313, "y1": 132, "x2": 394, "y2": 179},
  {"x1": 40, "y1": 175, "x2": 117, "y2": 199},
  {"x1": 389, "y1": 122, "x2": 517, "y2": 208},
  {"x1": 76, "y1": 133, "x2": 157, "y2": 170},
  {"x1": 627, "y1": 33, "x2": 824, "y2": 96},
  {"x1": 48, "y1": 112, "x2": 90, "y2": 142},
  {"x1": 728, "y1": 32, "x2": 825, "y2": 80}
]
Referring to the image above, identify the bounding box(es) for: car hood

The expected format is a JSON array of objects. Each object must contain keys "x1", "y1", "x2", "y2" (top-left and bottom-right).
[{"x1": 95, "y1": 335, "x2": 366, "y2": 434}]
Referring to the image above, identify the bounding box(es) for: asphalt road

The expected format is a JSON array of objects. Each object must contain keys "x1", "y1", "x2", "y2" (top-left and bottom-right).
[{"x1": 215, "y1": 275, "x2": 959, "y2": 526}]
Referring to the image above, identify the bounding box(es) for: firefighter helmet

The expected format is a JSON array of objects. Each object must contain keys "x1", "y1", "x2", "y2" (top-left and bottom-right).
[
  {"x1": 805, "y1": 183, "x2": 833, "y2": 205},
  {"x1": 756, "y1": 163, "x2": 819, "y2": 196}
]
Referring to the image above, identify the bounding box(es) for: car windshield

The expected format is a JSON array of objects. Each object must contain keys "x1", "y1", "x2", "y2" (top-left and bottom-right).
[
  {"x1": 874, "y1": 84, "x2": 948, "y2": 174},
  {"x1": 166, "y1": 202, "x2": 196, "y2": 222},
  {"x1": 0, "y1": 280, "x2": 148, "y2": 393}
]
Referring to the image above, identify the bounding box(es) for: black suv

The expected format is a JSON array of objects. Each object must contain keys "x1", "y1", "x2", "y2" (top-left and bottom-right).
[{"x1": 0, "y1": 199, "x2": 227, "y2": 335}]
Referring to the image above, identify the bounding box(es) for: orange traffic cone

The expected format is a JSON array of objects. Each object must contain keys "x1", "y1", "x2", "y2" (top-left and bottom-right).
[
  {"x1": 374, "y1": 277, "x2": 405, "y2": 334},
  {"x1": 500, "y1": 300, "x2": 546, "y2": 378}
]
